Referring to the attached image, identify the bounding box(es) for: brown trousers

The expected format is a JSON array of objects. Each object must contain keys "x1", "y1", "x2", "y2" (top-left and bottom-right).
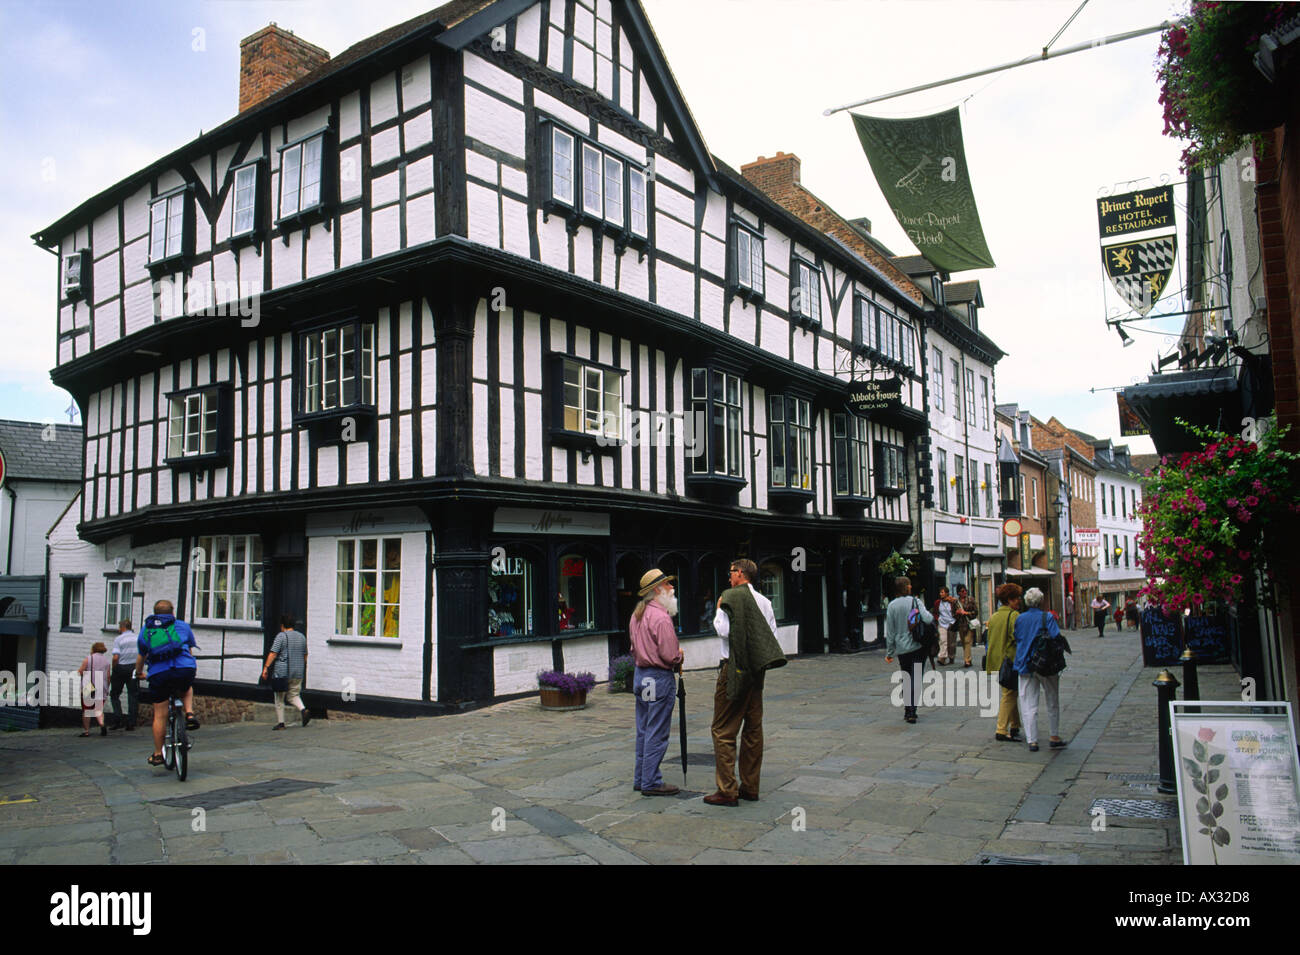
[{"x1": 711, "y1": 665, "x2": 763, "y2": 798}]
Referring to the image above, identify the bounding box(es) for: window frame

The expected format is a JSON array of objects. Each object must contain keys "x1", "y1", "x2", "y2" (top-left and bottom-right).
[
  {"x1": 164, "y1": 384, "x2": 232, "y2": 469},
  {"x1": 541, "y1": 119, "x2": 650, "y2": 247},
  {"x1": 334, "y1": 536, "x2": 403, "y2": 639},
  {"x1": 790, "y1": 256, "x2": 822, "y2": 328},
  {"x1": 104, "y1": 576, "x2": 133, "y2": 633},
  {"x1": 730, "y1": 220, "x2": 766, "y2": 303},
  {"x1": 931, "y1": 346, "x2": 944, "y2": 411},
  {"x1": 984, "y1": 462, "x2": 994, "y2": 517},
  {"x1": 874, "y1": 440, "x2": 907, "y2": 497},
  {"x1": 689, "y1": 367, "x2": 745, "y2": 481},
  {"x1": 62, "y1": 249, "x2": 91, "y2": 302},
  {"x1": 950, "y1": 359, "x2": 961, "y2": 421},
  {"x1": 768, "y1": 394, "x2": 813, "y2": 496},
  {"x1": 980, "y1": 376, "x2": 990, "y2": 429},
  {"x1": 148, "y1": 186, "x2": 193, "y2": 270},
  {"x1": 938, "y1": 449, "x2": 949, "y2": 511},
  {"x1": 276, "y1": 128, "x2": 333, "y2": 225},
  {"x1": 230, "y1": 158, "x2": 265, "y2": 243},
  {"x1": 297, "y1": 319, "x2": 377, "y2": 419},
  {"x1": 550, "y1": 354, "x2": 627, "y2": 451},
  {"x1": 964, "y1": 368, "x2": 976, "y2": 421},
  {"x1": 832, "y1": 412, "x2": 872, "y2": 501},
  {"x1": 61, "y1": 576, "x2": 85, "y2": 632},
  {"x1": 954, "y1": 454, "x2": 965, "y2": 514},
  {"x1": 190, "y1": 535, "x2": 264, "y2": 625}
]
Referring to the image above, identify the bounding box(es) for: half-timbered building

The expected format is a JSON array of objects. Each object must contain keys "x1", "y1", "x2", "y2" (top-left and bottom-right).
[{"x1": 37, "y1": 0, "x2": 928, "y2": 708}]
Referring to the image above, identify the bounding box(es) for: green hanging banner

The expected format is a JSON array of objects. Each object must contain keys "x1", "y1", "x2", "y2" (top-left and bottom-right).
[{"x1": 851, "y1": 108, "x2": 996, "y2": 273}]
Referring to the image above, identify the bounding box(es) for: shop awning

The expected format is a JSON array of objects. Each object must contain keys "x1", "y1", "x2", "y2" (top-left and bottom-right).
[
  {"x1": 1007, "y1": 567, "x2": 1054, "y2": 576},
  {"x1": 1121, "y1": 367, "x2": 1240, "y2": 454}
]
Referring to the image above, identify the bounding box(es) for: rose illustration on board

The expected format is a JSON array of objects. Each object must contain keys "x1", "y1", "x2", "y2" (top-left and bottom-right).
[{"x1": 1184, "y1": 726, "x2": 1230, "y2": 862}]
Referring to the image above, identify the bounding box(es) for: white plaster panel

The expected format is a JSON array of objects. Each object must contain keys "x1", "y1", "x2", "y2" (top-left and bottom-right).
[
  {"x1": 596, "y1": 125, "x2": 645, "y2": 164},
  {"x1": 618, "y1": 67, "x2": 634, "y2": 113},
  {"x1": 617, "y1": 248, "x2": 648, "y2": 300},
  {"x1": 656, "y1": 180, "x2": 695, "y2": 224},
  {"x1": 531, "y1": 88, "x2": 589, "y2": 133},
  {"x1": 467, "y1": 181, "x2": 501, "y2": 249},
  {"x1": 498, "y1": 386, "x2": 515, "y2": 479},
  {"x1": 339, "y1": 91, "x2": 362, "y2": 141},
  {"x1": 473, "y1": 382, "x2": 489, "y2": 475},
  {"x1": 654, "y1": 211, "x2": 694, "y2": 263},
  {"x1": 464, "y1": 86, "x2": 525, "y2": 159},
  {"x1": 759, "y1": 307, "x2": 787, "y2": 358},
  {"x1": 123, "y1": 187, "x2": 150, "y2": 241},
  {"x1": 406, "y1": 155, "x2": 434, "y2": 196},
  {"x1": 372, "y1": 205, "x2": 401, "y2": 258},
  {"x1": 700, "y1": 234, "x2": 725, "y2": 279},
  {"x1": 373, "y1": 170, "x2": 401, "y2": 209},
  {"x1": 339, "y1": 145, "x2": 362, "y2": 201},
  {"x1": 400, "y1": 55, "x2": 432, "y2": 110},
  {"x1": 547, "y1": 26, "x2": 565, "y2": 72},
  {"x1": 524, "y1": 391, "x2": 542, "y2": 480},
  {"x1": 515, "y1": 3, "x2": 542, "y2": 61},
  {"x1": 596, "y1": 53, "x2": 613, "y2": 99},
  {"x1": 306, "y1": 224, "x2": 334, "y2": 279},
  {"x1": 272, "y1": 230, "x2": 302, "y2": 288},
  {"x1": 288, "y1": 105, "x2": 330, "y2": 142},
  {"x1": 421, "y1": 346, "x2": 437, "y2": 407},
  {"x1": 500, "y1": 165, "x2": 528, "y2": 198},
  {"x1": 537, "y1": 211, "x2": 568, "y2": 271},
  {"x1": 421, "y1": 409, "x2": 437, "y2": 476},
  {"x1": 654, "y1": 260, "x2": 694, "y2": 318},
  {"x1": 407, "y1": 193, "x2": 435, "y2": 246},
  {"x1": 371, "y1": 125, "x2": 401, "y2": 166},
  {"x1": 638, "y1": 72, "x2": 657, "y2": 129},
  {"x1": 339, "y1": 210, "x2": 363, "y2": 268},
  {"x1": 572, "y1": 227, "x2": 594, "y2": 281},
  {"x1": 573, "y1": 40, "x2": 595, "y2": 89},
  {"x1": 464, "y1": 51, "x2": 524, "y2": 101},
  {"x1": 370, "y1": 72, "x2": 399, "y2": 126},
  {"x1": 403, "y1": 110, "x2": 433, "y2": 151},
  {"x1": 466, "y1": 149, "x2": 498, "y2": 185},
  {"x1": 730, "y1": 300, "x2": 755, "y2": 345}
]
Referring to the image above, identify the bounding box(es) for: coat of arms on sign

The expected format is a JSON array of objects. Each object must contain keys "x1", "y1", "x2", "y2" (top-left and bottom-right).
[{"x1": 1102, "y1": 235, "x2": 1177, "y2": 316}]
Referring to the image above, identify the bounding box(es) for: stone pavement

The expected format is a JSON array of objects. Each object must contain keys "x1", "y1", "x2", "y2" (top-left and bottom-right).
[{"x1": 0, "y1": 626, "x2": 1240, "y2": 865}]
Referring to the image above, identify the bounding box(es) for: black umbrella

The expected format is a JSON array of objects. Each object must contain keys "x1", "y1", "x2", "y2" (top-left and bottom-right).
[{"x1": 677, "y1": 670, "x2": 688, "y2": 782}]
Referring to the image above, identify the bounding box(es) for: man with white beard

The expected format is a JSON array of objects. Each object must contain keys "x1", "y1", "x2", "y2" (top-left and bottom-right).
[{"x1": 629, "y1": 568, "x2": 684, "y2": 796}]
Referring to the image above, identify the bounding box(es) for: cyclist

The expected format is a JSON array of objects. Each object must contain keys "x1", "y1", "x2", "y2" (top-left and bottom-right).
[{"x1": 134, "y1": 599, "x2": 200, "y2": 767}]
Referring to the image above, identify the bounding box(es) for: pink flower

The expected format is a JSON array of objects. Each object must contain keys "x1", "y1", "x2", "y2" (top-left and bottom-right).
[
  {"x1": 1237, "y1": 509, "x2": 1251, "y2": 522},
  {"x1": 1198, "y1": 727, "x2": 1215, "y2": 742},
  {"x1": 1227, "y1": 498, "x2": 1239, "y2": 508},
  {"x1": 1245, "y1": 495, "x2": 1259, "y2": 507},
  {"x1": 1202, "y1": 548, "x2": 1214, "y2": 559},
  {"x1": 1230, "y1": 574, "x2": 1243, "y2": 584}
]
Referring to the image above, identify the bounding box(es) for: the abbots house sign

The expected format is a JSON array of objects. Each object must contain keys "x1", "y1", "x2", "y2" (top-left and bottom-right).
[{"x1": 847, "y1": 378, "x2": 903, "y2": 414}]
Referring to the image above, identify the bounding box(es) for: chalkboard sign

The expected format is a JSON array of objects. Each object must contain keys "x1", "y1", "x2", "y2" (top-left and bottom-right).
[
  {"x1": 1183, "y1": 613, "x2": 1231, "y2": 665},
  {"x1": 1141, "y1": 608, "x2": 1182, "y2": 667}
]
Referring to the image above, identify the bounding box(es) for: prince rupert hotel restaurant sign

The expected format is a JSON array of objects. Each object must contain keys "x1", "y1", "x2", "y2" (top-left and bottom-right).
[{"x1": 1097, "y1": 186, "x2": 1175, "y2": 239}]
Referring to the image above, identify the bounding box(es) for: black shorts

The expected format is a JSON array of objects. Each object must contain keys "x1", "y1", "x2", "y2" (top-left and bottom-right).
[{"x1": 144, "y1": 669, "x2": 195, "y2": 704}]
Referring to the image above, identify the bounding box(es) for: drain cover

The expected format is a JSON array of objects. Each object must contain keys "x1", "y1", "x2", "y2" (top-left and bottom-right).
[
  {"x1": 152, "y1": 778, "x2": 329, "y2": 810},
  {"x1": 978, "y1": 854, "x2": 1050, "y2": 865},
  {"x1": 1089, "y1": 797, "x2": 1178, "y2": 819}
]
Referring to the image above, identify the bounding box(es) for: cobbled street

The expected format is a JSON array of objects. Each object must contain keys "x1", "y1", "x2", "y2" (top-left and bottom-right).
[{"x1": 0, "y1": 628, "x2": 1238, "y2": 865}]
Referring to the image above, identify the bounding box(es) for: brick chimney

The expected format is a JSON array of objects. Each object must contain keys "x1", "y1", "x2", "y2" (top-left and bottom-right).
[
  {"x1": 740, "y1": 152, "x2": 802, "y2": 197},
  {"x1": 239, "y1": 24, "x2": 330, "y2": 113}
]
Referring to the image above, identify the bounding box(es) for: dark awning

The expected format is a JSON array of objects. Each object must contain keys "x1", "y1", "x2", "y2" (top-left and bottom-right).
[{"x1": 1121, "y1": 367, "x2": 1241, "y2": 454}]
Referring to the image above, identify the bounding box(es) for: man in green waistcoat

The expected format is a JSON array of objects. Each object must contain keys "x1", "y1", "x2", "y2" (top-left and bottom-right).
[{"x1": 704, "y1": 559, "x2": 786, "y2": 807}]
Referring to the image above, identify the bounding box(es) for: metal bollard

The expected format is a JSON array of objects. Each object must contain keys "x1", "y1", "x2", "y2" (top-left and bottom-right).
[
  {"x1": 1180, "y1": 647, "x2": 1200, "y2": 714},
  {"x1": 1154, "y1": 669, "x2": 1181, "y2": 794}
]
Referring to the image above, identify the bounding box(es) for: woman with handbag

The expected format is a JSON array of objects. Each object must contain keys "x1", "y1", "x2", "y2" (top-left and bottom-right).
[
  {"x1": 77, "y1": 642, "x2": 112, "y2": 737},
  {"x1": 1013, "y1": 587, "x2": 1067, "y2": 752},
  {"x1": 984, "y1": 583, "x2": 1021, "y2": 742},
  {"x1": 956, "y1": 585, "x2": 978, "y2": 667}
]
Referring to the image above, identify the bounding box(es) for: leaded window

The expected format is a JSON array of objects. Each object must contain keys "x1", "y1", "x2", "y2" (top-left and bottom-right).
[
  {"x1": 832, "y1": 413, "x2": 870, "y2": 497},
  {"x1": 336, "y1": 537, "x2": 401, "y2": 638},
  {"x1": 301, "y1": 322, "x2": 375, "y2": 414},
  {"x1": 192, "y1": 535, "x2": 264, "y2": 623},
  {"x1": 691, "y1": 369, "x2": 742, "y2": 477}
]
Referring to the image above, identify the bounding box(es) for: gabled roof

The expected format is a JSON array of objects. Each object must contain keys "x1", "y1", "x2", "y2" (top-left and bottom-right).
[
  {"x1": 0, "y1": 420, "x2": 84, "y2": 482},
  {"x1": 37, "y1": 0, "x2": 719, "y2": 245},
  {"x1": 892, "y1": 255, "x2": 947, "y2": 280},
  {"x1": 944, "y1": 280, "x2": 983, "y2": 307}
]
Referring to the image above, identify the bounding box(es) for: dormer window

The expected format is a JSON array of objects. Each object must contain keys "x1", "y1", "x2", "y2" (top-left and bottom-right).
[
  {"x1": 165, "y1": 384, "x2": 232, "y2": 469},
  {"x1": 278, "y1": 131, "x2": 332, "y2": 224},
  {"x1": 730, "y1": 222, "x2": 765, "y2": 302},
  {"x1": 149, "y1": 188, "x2": 193, "y2": 269},
  {"x1": 62, "y1": 249, "x2": 90, "y2": 301},
  {"x1": 231, "y1": 160, "x2": 264, "y2": 241},
  {"x1": 791, "y1": 258, "x2": 821, "y2": 327}
]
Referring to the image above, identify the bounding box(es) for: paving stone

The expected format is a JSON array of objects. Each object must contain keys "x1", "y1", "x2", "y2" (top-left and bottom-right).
[
  {"x1": 741, "y1": 826, "x2": 858, "y2": 860},
  {"x1": 458, "y1": 834, "x2": 577, "y2": 863},
  {"x1": 1000, "y1": 821, "x2": 1169, "y2": 847},
  {"x1": 778, "y1": 775, "x2": 874, "y2": 798},
  {"x1": 18, "y1": 841, "x2": 113, "y2": 864},
  {"x1": 291, "y1": 835, "x2": 410, "y2": 864},
  {"x1": 897, "y1": 831, "x2": 987, "y2": 862}
]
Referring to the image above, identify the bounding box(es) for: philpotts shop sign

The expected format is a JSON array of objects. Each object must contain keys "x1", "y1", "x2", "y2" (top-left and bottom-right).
[{"x1": 847, "y1": 378, "x2": 902, "y2": 414}]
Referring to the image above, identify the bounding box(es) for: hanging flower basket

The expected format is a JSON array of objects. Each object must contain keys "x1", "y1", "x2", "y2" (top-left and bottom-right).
[
  {"x1": 1156, "y1": 2, "x2": 1298, "y2": 170},
  {"x1": 1137, "y1": 421, "x2": 1300, "y2": 614},
  {"x1": 537, "y1": 670, "x2": 596, "y2": 710},
  {"x1": 878, "y1": 550, "x2": 913, "y2": 578}
]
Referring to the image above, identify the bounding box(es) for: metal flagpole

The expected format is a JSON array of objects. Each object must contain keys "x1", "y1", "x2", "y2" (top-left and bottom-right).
[{"x1": 823, "y1": 21, "x2": 1178, "y2": 116}]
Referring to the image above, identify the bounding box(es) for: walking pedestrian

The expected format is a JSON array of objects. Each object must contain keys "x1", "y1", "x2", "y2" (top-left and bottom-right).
[
  {"x1": 933, "y1": 585, "x2": 958, "y2": 665},
  {"x1": 956, "y1": 584, "x2": 978, "y2": 667},
  {"x1": 109, "y1": 618, "x2": 139, "y2": 731},
  {"x1": 77, "y1": 642, "x2": 111, "y2": 737},
  {"x1": 1091, "y1": 594, "x2": 1111, "y2": 637},
  {"x1": 885, "y1": 577, "x2": 933, "y2": 724},
  {"x1": 629, "y1": 568, "x2": 683, "y2": 797},
  {"x1": 262, "y1": 614, "x2": 310, "y2": 730},
  {"x1": 1065, "y1": 592, "x2": 1075, "y2": 629},
  {"x1": 985, "y1": 583, "x2": 1022, "y2": 742},
  {"x1": 704, "y1": 559, "x2": 785, "y2": 807},
  {"x1": 136, "y1": 599, "x2": 200, "y2": 767},
  {"x1": 1014, "y1": 588, "x2": 1067, "y2": 752}
]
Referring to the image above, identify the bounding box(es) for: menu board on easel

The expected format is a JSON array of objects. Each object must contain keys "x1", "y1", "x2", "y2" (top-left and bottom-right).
[
  {"x1": 1171, "y1": 702, "x2": 1300, "y2": 865},
  {"x1": 1141, "y1": 608, "x2": 1182, "y2": 667},
  {"x1": 1183, "y1": 613, "x2": 1231, "y2": 665}
]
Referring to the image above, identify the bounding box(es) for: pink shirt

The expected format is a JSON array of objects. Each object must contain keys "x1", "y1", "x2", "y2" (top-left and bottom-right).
[{"x1": 629, "y1": 601, "x2": 682, "y2": 670}]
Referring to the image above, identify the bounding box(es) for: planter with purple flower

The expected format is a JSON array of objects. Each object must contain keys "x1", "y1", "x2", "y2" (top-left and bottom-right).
[{"x1": 537, "y1": 670, "x2": 596, "y2": 710}]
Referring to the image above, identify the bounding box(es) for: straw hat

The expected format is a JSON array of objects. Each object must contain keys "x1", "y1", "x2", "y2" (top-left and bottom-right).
[{"x1": 637, "y1": 568, "x2": 675, "y2": 597}]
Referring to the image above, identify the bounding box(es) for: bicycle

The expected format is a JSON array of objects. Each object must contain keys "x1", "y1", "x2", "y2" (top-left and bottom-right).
[{"x1": 154, "y1": 685, "x2": 191, "y2": 781}]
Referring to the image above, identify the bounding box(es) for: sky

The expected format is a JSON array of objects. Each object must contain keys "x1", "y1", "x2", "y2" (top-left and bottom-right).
[{"x1": 1, "y1": 0, "x2": 1192, "y2": 453}]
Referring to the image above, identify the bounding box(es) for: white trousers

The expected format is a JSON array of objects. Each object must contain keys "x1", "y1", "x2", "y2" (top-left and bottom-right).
[
  {"x1": 274, "y1": 677, "x2": 305, "y2": 724},
  {"x1": 1017, "y1": 672, "x2": 1060, "y2": 744}
]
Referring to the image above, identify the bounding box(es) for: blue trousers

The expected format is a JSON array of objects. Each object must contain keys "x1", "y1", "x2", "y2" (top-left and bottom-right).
[{"x1": 633, "y1": 666, "x2": 677, "y2": 790}]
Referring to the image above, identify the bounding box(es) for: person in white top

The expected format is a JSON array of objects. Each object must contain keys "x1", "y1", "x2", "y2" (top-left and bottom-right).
[
  {"x1": 109, "y1": 618, "x2": 140, "y2": 731},
  {"x1": 705, "y1": 559, "x2": 779, "y2": 807}
]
